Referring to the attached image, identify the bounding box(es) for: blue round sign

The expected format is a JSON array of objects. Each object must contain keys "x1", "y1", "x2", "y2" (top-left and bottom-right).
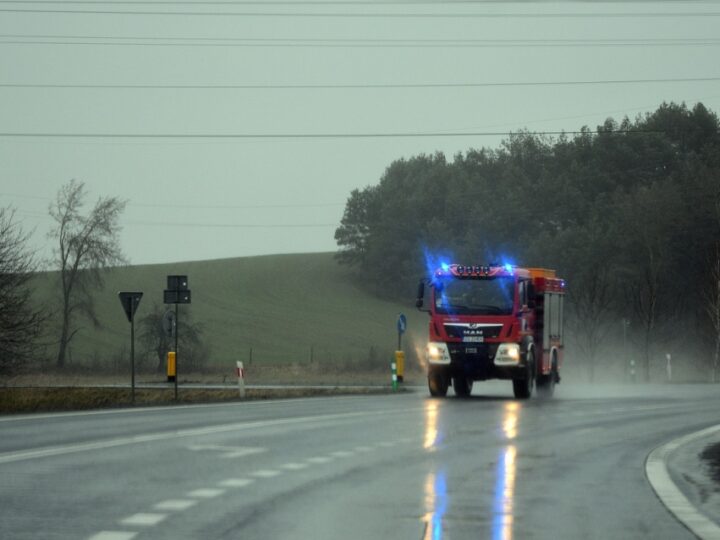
[{"x1": 397, "y1": 313, "x2": 407, "y2": 334}]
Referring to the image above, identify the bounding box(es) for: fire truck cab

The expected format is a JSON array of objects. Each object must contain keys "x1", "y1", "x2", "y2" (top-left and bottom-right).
[{"x1": 416, "y1": 263, "x2": 566, "y2": 399}]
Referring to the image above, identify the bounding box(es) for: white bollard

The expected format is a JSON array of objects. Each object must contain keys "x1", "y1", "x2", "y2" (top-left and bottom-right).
[
  {"x1": 236, "y1": 361, "x2": 246, "y2": 398},
  {"x1": 666, "y1": 353, "x2": 672, "y2": 382}
]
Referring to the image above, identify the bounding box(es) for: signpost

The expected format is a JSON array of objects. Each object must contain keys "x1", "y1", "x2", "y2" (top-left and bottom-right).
[
  {"x1": 395, "y1": 313, "x2": 407, "y2": 383},
  {"x1": 118, "y1": 291, "x2": 143, "y2": 404},
  {"x1": 164, "y1": 275, "x2": 191, "y2": 400}
]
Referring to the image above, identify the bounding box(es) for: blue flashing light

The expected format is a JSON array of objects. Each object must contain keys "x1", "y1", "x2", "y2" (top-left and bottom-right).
[
  {"x1": 441, "y1": 262, "x2": 450, "y2": 272},
  {"x1": 504, "y1": 263, "x2": 513, "y2": 274}
]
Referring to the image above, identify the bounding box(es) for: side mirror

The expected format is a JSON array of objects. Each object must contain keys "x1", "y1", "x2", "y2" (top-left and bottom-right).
[{"x1": 415, "y1": 280, "x2": 425, "y2": 309}]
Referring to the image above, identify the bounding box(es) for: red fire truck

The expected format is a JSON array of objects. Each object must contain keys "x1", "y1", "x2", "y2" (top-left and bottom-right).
[{"x1": 416, "y1": 263, "x2": 566, "y2": 399}]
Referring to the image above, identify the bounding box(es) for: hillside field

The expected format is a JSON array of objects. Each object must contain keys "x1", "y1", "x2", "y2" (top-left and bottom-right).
[{"x1": 28, "y1": 252, "x2": 427, "y2": 376}]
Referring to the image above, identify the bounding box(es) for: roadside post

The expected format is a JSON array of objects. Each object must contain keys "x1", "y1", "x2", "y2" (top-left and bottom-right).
[
  {"x1": 666, "y1": 353, "x2": 672, "y2": 382},
  {"x1": 118, "y1": 291, "x2": 143, "y2": 404},
  {"x1": 391, "y1": 360, "x2": 398, "y2": 391},
  {"x1": 236, "y1": 361, "x2": 246, "y2": 398},
  {"x1": 630, "y1": 359, "x2": 636, "y2": 383},
  {"x1": 164, "y1": 275, "x2": 191, "y2": 401},
  {"x1": 167, "y1": 351, "x2": 176, "y2": 382},
  {"x1": 396, "y1": 313, "x2": 407, "y2": 383},
  {"x1": 163, "y1": 309, "x2": 177, "y2": 382}
]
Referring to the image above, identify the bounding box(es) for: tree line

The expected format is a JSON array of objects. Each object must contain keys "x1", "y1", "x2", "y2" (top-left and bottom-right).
[{"x1": 335, "y1": 102, "x2": 720, "y2": 382}]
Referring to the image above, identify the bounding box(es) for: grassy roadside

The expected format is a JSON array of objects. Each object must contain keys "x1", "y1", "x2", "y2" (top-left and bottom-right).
[{"x1": 0, "y1": 385, "x2": 408, "y2": 415}]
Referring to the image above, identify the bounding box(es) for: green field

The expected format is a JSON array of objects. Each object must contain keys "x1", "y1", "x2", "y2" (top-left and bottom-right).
[{"x1": 30, "y1": 252, "x2": 427, "y2": 374}]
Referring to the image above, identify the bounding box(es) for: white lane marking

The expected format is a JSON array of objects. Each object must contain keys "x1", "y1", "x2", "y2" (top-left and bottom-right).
[
  {"x1": 354, "y1": 445, "x2": 374, "y2": 452},
  {"x1": 187, "y1": 488, "x2": 225, "y2": 498},
  {"x1": 0, "y1": 408, "x2": 418, "y2": 465},
  {"x1": 306, "y1": 456, "x2": 332, "y2": 464},
  {"x1": 377, "y1": 441, "x2": 396, "y2": 447},
  {"x1": 87, "y1": 532, "x2": 138, "y2": 540},
  {"x1": 330, "y1": 450, "x2": 355, "y2": 458},
  {"x1": 281, "y1": 462, "x2": 309, "y2": 470},
  {"x1": 252, "y1": 469, "x2": 281, "y2": 478},
  {"x1": 120, "y1": 513, "x2": 168, "y2": 526},
  {"x1": 219, "y1": 478, "x2": 254, "y2": 488},
  {"x1": 154, "y1": 499, "x2": 198, "y2": 511},
  {"x1": 646, "y1": 424, "x2": 720, "y2": 540},
  {"x1": 186, "y1": 445, "x2": 266, "y2": 459}
]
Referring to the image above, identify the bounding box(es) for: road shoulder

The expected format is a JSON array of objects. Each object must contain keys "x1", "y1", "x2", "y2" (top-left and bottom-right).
[{"x1": 646, "y1": 424, "x2": 720, "y2": 540}]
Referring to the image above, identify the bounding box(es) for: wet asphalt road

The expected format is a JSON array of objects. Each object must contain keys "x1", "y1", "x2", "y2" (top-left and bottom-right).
[{"x1": 1, "y1": 382, "x2": 719, "y2": 540}]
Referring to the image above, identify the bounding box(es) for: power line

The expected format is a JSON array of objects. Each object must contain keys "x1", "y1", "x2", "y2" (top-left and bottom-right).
[
  {"x1": 2, "y1": 8, "x2": 720, "y2": 17},
  {"x1": 0, "y1": 130, "x2": 697, "y2": 139},
  {"x1": 2, "y1": 77, "x2": 719, "y2": 90},
  {"x1": 1, "y1": 192, "x2": 344, "y2": 209},
  {"x1": 4, "y1": 36, "x2": 720, "y2": 48}
]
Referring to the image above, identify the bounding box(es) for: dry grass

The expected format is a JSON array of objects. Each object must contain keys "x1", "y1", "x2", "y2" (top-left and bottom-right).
[{"x1": 0, "y1": 385, "x2": 406, "y2": 414}]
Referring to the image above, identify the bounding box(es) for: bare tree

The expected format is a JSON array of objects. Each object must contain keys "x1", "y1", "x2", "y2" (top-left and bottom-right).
[
  {"x1": 0, "y1": 207, "x2": 42, "y2": 373},
  {"x1": 138, "y1": 303, "x2": 206, "y2": 373},
  {"x1": 49, "y1": 180, "x2": 127, "y2": 368}
]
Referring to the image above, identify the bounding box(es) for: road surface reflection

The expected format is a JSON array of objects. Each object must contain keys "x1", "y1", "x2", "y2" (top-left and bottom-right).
[{"x1": 493, "y1": 401, "x2": 521, "y2": 540}]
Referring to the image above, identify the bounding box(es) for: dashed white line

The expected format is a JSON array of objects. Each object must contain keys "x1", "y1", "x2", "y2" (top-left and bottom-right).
[
  {"x1": 219, "y1": 478, "x2": 255, "y2": 488},
  {"x1": 281, "y1": 462, "x2": 309, "y2": 470},
  {"x1": 88, "y1": 532, "x2": 138, "y2": 540},
  {"x1": 120, "y1": 513, "x2": 168, "y2": 526},
  {"x1": 187, "y1": 488, "x2": 226, "y2": 498},
  {"x1": 306, "y1": 456, "x2": 332, "y2": 464},
  {"x1": 330, "y1": 450, "x2": 355, "y2": 458},
  {"x1": 354, "y1": 445, "x2": 374, "y2": 452},
  {"x1": 154, "y1": 499, "x2": 198, "y2": 511},
  {"x1": 252, "y1": 469, "x2": 281, "y2": 478}
]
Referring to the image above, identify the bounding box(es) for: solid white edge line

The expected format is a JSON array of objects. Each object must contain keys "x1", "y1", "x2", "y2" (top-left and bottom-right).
[
  {"x1": 87, "y1": 532, "x2": 138, "y2": 540},
  {"x1": 0, "y1": 407, "x2": 420, "y2": 465},
  {"x1": 0, "y1": 393, "x2": 392, "y2": 423},
  {"x1": 645, "y1": 424, "x2": 720, "y2": 540}
]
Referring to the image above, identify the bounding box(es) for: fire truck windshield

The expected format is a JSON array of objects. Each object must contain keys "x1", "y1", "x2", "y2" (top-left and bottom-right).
[{"x1": 434, "y1": 277, "x2": 515, "y2": 315}]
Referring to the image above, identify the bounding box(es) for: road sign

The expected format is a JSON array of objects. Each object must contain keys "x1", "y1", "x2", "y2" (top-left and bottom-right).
[
  {"x1": 164, "y1": 289, "x2": 191, "y2": 304},
  {"x1": 118, "y1": 292, "x2": 143, "y2": 322},
  {"x1": 167, "y1": 275, "x2": 188, "y2": 291},
  {"x1": 162, "y1": 309, "x2": 176, "y2": 338},
  {"x1": 397, "y1": 313, "x2": 407, "y2": 334}
]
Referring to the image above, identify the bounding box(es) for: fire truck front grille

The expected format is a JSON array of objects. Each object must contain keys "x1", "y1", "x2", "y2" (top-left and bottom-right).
[{"x1": 444, "y1": 324, "x2": 503, "y2": 340}]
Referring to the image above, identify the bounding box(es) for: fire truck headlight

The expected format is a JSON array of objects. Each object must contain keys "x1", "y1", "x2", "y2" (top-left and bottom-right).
[
  {"x1": 426, "y1": 342, "x2": 451, "y2": 365},
  {"x1": 494, "y1": 343, "x2": 521, "y2": 366}
]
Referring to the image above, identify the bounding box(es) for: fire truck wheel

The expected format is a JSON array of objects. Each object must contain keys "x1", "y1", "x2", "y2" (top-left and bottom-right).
[
  {"x1": 513, "y1": 350, "x2": 535, "y2": 399},
  {"x1": 428, "y1": 370, "x2": 449, "y2": 397},
  {"x1": 453, "y1": 375, "x2": 473, "y2": 398},
  {"x1": 537, "y1": 354, "x2": 557, "y2": 397}
]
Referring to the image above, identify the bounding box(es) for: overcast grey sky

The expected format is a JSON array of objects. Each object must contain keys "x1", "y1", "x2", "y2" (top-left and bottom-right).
[{"x1": 2, "y1": 0, "x2": 719, "y2": 265}]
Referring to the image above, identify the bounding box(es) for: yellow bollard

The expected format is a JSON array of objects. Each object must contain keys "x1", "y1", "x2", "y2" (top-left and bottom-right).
[
  {"x1": 167, "y1": 351, "x2": 176, "y2": 382},
  {"x1": 395, "y1": 350, "x2": 405, "y2": 383}
]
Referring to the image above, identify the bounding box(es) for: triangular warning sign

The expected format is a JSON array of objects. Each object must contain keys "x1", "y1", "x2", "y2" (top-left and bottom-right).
[{"x1": 118, "y1": 291, "x2": 143, "y2": 322}]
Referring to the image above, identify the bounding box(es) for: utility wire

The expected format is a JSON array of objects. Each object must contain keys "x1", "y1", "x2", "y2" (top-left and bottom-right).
[
  {"x1": 2, "y1": 77, "x2": 719, "y2": 90},
  {"x1": 0, "y1": 130, "x2": 702, "y2": 139},
  {"x1": 1, "y1": 8, "x2": 719, "y2": 17},
  {"x1": 2, "y1": 192, "x2": 344, "y2": 209},
  {"x1": 4, "y1": 37, "x2": 720, "y2": 48}
]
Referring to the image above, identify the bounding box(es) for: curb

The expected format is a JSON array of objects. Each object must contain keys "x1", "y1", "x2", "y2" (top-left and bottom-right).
[{"x1": 645, "y1": 424, "x2": 720, "y2": 540}]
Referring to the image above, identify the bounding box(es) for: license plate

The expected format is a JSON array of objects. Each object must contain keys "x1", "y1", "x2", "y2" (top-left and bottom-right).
[
  {"x1": 463, "y1": 336, "x2": 484, "y2": 343},
  {"x1": 465, "y1": 347, "x2": 478, "y2": 354}
]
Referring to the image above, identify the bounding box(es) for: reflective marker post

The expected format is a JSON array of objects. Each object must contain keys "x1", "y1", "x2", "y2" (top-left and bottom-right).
[
  {"x1": 236, "y1": 361, "x2": 246, "y2": 398},
  {"x1": 391, "y1": 361, "x2": 398, "y2": 391}
]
